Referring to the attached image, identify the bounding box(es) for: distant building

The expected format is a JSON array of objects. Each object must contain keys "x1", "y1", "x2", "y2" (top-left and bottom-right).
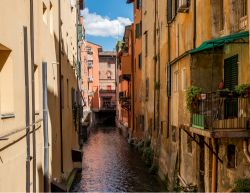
[
  {"x1": 81, "y1": 41, "x2": 102, "y2": 112},
  {"x1": 99, "y1": 52, "x2": 117, "y2": 111}
]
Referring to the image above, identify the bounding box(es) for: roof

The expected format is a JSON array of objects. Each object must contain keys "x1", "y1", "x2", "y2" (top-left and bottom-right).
[
  {"x1": 99, "y1": 51, "x2": 116, "y2": 56},
  {"x1": 190, "y1": 31, "x2": 249, "y2": 54}
]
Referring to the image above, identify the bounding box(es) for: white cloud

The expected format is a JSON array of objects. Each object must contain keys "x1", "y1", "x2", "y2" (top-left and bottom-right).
[{"x1": 82, "y1": 8, "x2": 132, "y2": 38}]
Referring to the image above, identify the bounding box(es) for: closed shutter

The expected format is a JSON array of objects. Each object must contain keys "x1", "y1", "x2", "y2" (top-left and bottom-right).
[
  {"x1": 136, "y1": 23, "x2": 140, "y2": 38},
  {"x1": 224, "y1": 55, "x2": 238, "y2": 90},
  {"x1": 224, "y1": 55, "x2": 238, "y2": 118}
]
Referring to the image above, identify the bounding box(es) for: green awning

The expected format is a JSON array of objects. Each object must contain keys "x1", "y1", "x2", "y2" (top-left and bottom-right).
[{"x1": 190, "y1": 31, "x2": 249, "y2": 54}]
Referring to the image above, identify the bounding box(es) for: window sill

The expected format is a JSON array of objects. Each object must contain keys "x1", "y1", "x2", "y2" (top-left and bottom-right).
[{"x1": 1, "y1": 113, "x2": 15, "y2": 120}]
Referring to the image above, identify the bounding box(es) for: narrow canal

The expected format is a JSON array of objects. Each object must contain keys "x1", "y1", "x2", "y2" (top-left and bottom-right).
[{"x1": 72, "y1": 127, "x2": 166, "y2": 192}]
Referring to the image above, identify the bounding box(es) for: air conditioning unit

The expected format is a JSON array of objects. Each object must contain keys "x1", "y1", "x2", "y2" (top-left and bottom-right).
[{"x1": 178, "y1": 0, "x2": 190, "y2": 13}]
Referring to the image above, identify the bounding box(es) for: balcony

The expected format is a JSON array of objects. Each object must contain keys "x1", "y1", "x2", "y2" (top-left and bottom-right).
[{"x1": 190, "y1": 92, "x2": 250, "y2": 138}]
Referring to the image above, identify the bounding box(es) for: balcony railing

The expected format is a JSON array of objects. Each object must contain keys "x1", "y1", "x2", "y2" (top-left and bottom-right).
[{"x1": 191, "y1": 92, "x2": 250, "y2": 130}]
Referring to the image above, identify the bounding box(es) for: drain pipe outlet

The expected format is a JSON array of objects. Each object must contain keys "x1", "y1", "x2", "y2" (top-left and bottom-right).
[{"x1": 243, "y1": 139, "x2": 250, "y2": 162}]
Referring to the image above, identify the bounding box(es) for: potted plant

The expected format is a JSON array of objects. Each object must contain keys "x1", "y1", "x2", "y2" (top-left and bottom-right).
[
  {"x1": 186, "y1": 86, "x2": 203, "y2": 113},
  {"x1": 235, "y1": 84, "x2": 250, "y2": 97},
  {"x1": 217, "y1": 88, "x2": 231, "y2": 97}
]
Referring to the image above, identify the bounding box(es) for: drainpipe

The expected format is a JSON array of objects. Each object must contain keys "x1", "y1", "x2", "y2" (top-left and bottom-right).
[
  {"x1": 29, "y1": 0, "x2": 36, "y2": 191},
  {"x1": 42, "y1": 62, "x2": 49, "y2": 192},
  {"x1": 243, "y1": 139, "x2": 250, "y2": 162},
  {"x1": 153, "y1": 0, "x2": 157, "y2": 133},
  {"x1": 24, "y1": 26, "x2": 31, "y2": 193},
  {"x1": 58, "y1": 0, "x2": 64, "y2": 173},
  {"x1": 211, "y1": 138, "x2": 218, "y2": 192},
  {"x1": 167, "y1": 23, "x2": 171, "y2": 132},
  {"x1": 193, "y1": 0, "x2": 196, "y2": 49}
]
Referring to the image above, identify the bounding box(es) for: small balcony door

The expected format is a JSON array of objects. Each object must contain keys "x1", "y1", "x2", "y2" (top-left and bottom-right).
[{"x1": 224, "y1": 55, "x2": 238, "y2": 118}]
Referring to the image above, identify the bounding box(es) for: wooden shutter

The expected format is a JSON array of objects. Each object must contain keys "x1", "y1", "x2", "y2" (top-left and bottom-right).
[
  {"x1": 224, "y1": 55, "x2": 238, "y2": 118},
  {"x1": 224, "y1": 55, "x2": 238, "y2": 90}
]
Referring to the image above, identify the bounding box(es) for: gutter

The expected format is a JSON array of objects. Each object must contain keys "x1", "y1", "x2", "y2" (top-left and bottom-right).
[{"x1": 243, "y1": 139, "x2": 250, "y2": 162}]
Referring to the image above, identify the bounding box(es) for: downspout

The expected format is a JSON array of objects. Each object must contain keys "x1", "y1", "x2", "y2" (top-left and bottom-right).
[
  {"x1": 24, "y1": 26, "x2": 31, "y2": 193},
  {"x1": 167, "y1": 0, "x2": 172, "y2": 134},
  {"x1": 58, "y1": 0, "x2": 64, "y2": 173},
  {"x1": 153, "y1": 0, "x2": 157, "y2": 133},
  {"x1": 243, "y1": 139, "x2": 250, "y2": 162},
  {"x1": 167, "y1": 23, "x2": 171, "y2": 132},
  {"x1": 42, "y1": 62, "x2": 49, "y2": 192},
  {"x1": 29, "y1": 0, "x2": 36, "y2": 191},
  {"x1": 193, "y1": 0, "x2": 196, "y2": 49}
]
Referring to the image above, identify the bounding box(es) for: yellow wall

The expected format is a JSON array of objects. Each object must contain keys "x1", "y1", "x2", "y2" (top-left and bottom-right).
[{"x1": 0, "y1": 0, "x2": 81, "y2": 191}]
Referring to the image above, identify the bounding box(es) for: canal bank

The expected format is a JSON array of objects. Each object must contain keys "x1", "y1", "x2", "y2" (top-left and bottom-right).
[{"x1": 72, "y1": 127, "x2": 167, "y2": 192}]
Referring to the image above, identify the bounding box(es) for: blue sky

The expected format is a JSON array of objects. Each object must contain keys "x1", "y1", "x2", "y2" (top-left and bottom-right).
[{"x1": 83, "y1": 0, "x2": 133, "y2": 51}]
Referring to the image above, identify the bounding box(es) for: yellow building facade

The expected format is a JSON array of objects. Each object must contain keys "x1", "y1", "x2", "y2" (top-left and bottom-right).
[
  {"x1": 0, "y1": 0, "x2": 83, "y2": 191},
  {"x1": 140, "y1": 0, "x2": 250, "y2": 191}
]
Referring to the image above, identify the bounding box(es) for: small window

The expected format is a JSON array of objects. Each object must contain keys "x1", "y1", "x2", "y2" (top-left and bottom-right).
[
  {"x1": 227, "y1": 144, "x2": 236, "y2": 168},
  {"x1": 136, "y1": 0, "x2": 142, "y2": 9}
]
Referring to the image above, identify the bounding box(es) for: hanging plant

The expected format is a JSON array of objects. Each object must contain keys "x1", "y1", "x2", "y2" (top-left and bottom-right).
[
  {"x1": 235, "y1": 84, "x2": 250, "y2": 97},
  {"x1": 186, "y1": 86, "x2": 203, "y2": 113}
]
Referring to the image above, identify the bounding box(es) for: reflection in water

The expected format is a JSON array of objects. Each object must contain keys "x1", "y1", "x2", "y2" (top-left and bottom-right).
[{"x1": 72, "y1": 127, "x2": 166, "y2": 192}]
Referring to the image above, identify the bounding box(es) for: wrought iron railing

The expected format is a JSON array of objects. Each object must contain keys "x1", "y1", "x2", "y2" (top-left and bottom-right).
[{"x1": 191, "y1": 92, "x2": 250, "y2": 130}]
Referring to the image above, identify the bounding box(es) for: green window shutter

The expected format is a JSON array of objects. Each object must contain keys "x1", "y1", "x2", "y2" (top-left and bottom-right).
[
  {"x1": 136, "y1": 23, "x2": 140, "y2": 38},
  {"x1": 224, "y1": 55, "x2": 238, "y2": 118},
  {"x1": 224, "y1": 55, "x2": 238, "y2": 90}
]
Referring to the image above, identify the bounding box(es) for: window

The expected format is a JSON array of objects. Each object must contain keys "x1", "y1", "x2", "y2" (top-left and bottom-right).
[
  {"x1": 240, "y1": 0, "x2": 247, "y2": 18},
  {"x1": 227, "y1": 144, "x2": 236, "y2": 168},
  {"x1": 212, "y1": 0, "x2": 224, "y2": 32},
  {"x1": 138, "y1": 53, "x2": 142, "y2": 69},
  {"x1": 136, "y1": 0, "x2": 142, "y2": 9},
  {"x1": 182, "y1": 68, "x2": 187, "y2": 91},
  {"x1": 0, "y1": 44, "x2": 14, "y2": 115},
  {"x1": 145, "y1": 31, "x2": 148, "y2": 57},
  {"x1": 135, "y1": 22, "x2": 142, "y2": 38},
  {"x1": 107, "y1": 85, "x2": 112, "y2": 90},
  {"x1": 174, "y1": 71, "x2": 178, "y2": 92}
]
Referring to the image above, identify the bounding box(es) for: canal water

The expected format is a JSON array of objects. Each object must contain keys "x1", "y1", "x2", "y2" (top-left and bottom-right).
[{"x1": 72, "y1": 127, "x2": 167, "y2": 192}]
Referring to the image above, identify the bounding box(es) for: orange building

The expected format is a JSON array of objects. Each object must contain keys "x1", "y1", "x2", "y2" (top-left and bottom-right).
[
  {"x1": 117, "y1": 25, "x2": 133, "y2": 137},
  {"x1": 81, "y1": 41, "x2": 102, "y2": 111},
  {"x1": 127, "y1": 0, "x2": 143, "y2": 139}
]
